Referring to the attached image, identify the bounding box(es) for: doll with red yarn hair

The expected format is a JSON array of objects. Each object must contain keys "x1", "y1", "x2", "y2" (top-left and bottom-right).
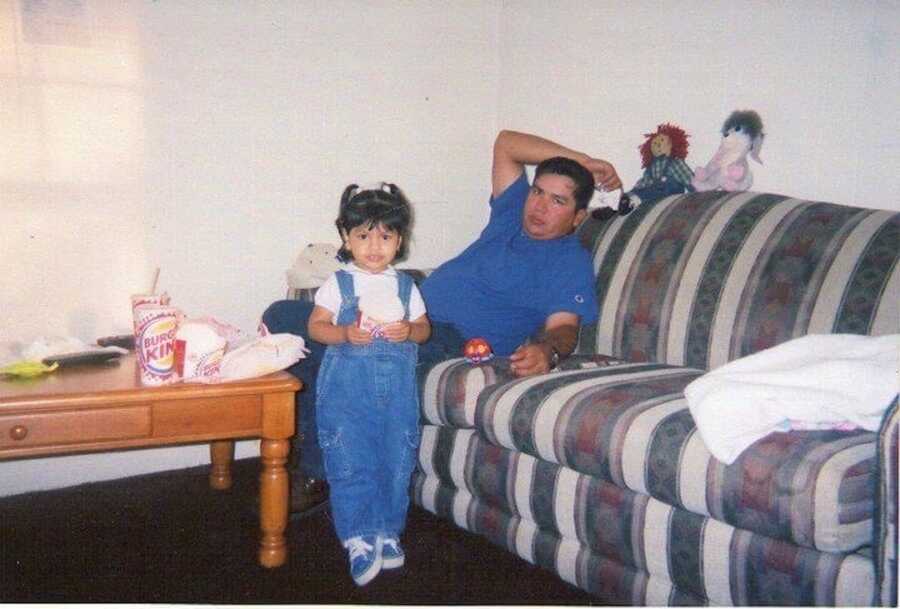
[{"x1": 618, "y1": 123, "x2": 694, "y2": 214}]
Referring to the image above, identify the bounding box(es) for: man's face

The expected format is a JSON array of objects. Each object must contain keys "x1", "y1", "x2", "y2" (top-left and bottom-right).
[{"x1": 522, "y1": 173, "x2": 587, "y2": 240}]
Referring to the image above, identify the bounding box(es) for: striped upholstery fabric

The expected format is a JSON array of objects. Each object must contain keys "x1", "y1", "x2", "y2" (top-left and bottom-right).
[
  {"x1": 576, "y1": 191, "x2": 899, "y2": 366},
  {"x1": 412, "y1": 191, "x2": 899, "y2": 604},
  {"x1": 414, "y1": 427, "x2": 875, "y2": 606},
  {"x1": 875, "y1": 399, "x2": 899, "y2": 606},
  {"x1": 285, "y1": 286, "x2": 318, "y2": 303},
  {"x1": 421, "y1": 359, "x2": 879, "y2": 553}
]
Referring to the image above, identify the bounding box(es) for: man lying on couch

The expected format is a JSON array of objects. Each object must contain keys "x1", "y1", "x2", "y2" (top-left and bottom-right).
[
  {"x1": 421, "y1": 129, "x2": 621, "y2": 376},
  {"x1": 263, "y1": 129, "x2": 622, "y2": 517}
]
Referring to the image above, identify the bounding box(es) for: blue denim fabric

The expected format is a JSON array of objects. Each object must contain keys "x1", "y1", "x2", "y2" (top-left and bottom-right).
[
  {"x1": 317, "y1": 271, "x2": 420, "y2": 542},
  {"x1": 631, "y1": 177, "x2": 691, "y2": 206},
  {"x1": 261, "y1": 299, "x2": 325, "y2": 479},
  {"x1": 261, "y1": 288, "x2": 463, "y2": 481}
]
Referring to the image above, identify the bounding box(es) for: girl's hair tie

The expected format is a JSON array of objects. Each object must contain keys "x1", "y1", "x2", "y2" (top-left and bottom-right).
[{"x1": 355, "y1": 182, "x2": 393, "y2": 195}]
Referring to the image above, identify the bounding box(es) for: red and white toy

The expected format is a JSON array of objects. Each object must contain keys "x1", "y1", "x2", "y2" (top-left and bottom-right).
[
  {"x1": 356, "y1": 292, "x2": 404, "y2": 338},
  {"x1": 463, "y1": 337, "x2": 494, "y2": 364}
]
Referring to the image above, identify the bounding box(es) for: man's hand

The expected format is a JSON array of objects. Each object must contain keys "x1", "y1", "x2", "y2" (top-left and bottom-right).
[
  {"x1": 509, "y1": 342, "x2": 553, "y2": 377},
  {"x1": 509, "y1": 313, "x2": 580, "y2": 377},
  {"x1": 584, "y1": 157, "x2": 623, "y2": 192},
  {"x1": 492, "y1": 130, "x2": 623, "y2": 197}
]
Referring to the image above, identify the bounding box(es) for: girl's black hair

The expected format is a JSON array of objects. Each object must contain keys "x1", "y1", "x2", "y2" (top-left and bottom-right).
[{"x1": 335, "y1": 182, "x2": 412, "y2": 263}]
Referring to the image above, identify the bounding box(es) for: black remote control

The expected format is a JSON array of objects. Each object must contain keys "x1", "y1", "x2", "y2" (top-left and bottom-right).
[{"x1": 96, "y1": 334, "x2": 136, "y2": 350}]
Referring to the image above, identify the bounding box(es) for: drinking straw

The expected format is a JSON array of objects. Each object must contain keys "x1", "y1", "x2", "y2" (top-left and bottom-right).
[{"x1": 150, "y1": 268, "x2": 160, "y2": 295}]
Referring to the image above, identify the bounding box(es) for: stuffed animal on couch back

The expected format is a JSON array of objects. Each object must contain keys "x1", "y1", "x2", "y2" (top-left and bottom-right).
[
  {"x1": 692, "y1": 110, "x2": 764, "y2": 192},
  {"x1": 286, "y1": 242, "x2": 342, "y2": 290},
  {"x1": 618, "y1": 122, "x2": 695, "y2": 214},
  {"x1": 593, "y1": 122, "x2": 694, "y2": 221}
]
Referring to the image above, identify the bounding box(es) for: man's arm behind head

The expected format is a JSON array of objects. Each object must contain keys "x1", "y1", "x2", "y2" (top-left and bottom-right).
[{"x1": 491, "y1": 130, "x2": 622, "y2": 199}]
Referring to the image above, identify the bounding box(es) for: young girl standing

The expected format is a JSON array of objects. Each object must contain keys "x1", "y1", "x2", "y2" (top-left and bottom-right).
[{"x1": 308, "y1": 183, "x2": 430, "y2": 586}]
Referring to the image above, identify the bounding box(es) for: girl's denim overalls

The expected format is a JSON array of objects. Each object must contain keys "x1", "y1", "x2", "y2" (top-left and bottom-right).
[{"x1": 316, "y1": 270, "x2": 420, "y2": 543}]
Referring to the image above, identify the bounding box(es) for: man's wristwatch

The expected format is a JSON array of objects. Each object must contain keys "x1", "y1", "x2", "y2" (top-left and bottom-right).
[{"x1": 548, "y1": 345, "x2": 561, "y2": 370}]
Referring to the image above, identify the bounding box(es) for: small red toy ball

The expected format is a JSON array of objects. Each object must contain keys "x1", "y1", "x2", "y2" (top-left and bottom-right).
[{"x1": 463, "y1": 337, "x2": 494, "y2": 364}]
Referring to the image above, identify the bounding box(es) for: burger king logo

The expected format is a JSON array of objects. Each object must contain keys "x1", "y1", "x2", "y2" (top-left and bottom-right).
[{"x1": 138, "y1": 314, "x2": 178, "y2": 375}]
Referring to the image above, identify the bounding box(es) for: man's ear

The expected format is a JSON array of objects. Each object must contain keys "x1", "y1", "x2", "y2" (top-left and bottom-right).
[{"x1": 573, "y1": 208, "x2": 588, "y2": 229}]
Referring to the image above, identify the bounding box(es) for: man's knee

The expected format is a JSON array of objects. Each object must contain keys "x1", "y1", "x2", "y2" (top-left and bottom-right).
[{"x1": 261, "y1": 299, "x2": 315, "y2": 336}]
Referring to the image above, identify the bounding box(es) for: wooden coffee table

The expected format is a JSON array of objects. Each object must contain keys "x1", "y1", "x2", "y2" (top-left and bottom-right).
[{"x1": 0, "y1": 354, "x2": 301, "y2": 567}]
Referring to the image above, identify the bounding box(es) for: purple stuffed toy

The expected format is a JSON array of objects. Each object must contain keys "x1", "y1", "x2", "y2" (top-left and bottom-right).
[{"x1": 692, "y1": 110, "x2": 764, "y2": 192}]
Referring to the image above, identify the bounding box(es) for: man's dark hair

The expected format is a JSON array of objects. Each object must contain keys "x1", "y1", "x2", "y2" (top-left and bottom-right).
[
  {"x1": 335, "y1": 183, "x2": 412, "y2": 263},
  {"x1": 534, "y1": 156, "x2": 595, "y2": 211}
]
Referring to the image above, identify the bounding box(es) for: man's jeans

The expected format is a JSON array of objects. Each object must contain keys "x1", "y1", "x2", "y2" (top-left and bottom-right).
[{"x1": 261, "y1": 300, "x2": 325, "y2": 479}]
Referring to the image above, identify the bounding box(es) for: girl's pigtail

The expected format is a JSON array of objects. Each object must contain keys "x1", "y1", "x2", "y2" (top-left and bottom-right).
[
  {"x1": 340, "y1": 184, "x2": 359, "y2": 216},
  {"x1": 336, "y1": 183, "x2": 360, "y2": 263}
]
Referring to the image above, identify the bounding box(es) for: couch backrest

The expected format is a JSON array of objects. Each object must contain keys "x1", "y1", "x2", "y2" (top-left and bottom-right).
[{"x1": 577, "y1": 191, "x2": 899, "y2": 370}]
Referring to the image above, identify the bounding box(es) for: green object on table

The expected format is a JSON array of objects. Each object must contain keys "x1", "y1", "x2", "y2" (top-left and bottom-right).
[{"x1": 0, "y1": 360, "x2": 59, "y2": 378}]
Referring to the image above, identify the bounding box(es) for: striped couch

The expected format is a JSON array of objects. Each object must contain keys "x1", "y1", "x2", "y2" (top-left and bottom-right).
[{"x1": 410, "y1": 191, "x2": 899, "y2": 605}]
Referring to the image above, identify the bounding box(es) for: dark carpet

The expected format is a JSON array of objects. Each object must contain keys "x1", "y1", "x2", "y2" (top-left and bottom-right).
[{"x1": 0, "y1": 457, "x2": 596, "y2": 604}]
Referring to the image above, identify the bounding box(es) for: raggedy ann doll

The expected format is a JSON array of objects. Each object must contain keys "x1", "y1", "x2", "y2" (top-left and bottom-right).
[
  {"x1": 592, "y1": 123, "x2": 694, "y2": 220},
  {"x1": 692, "y1": 110, "x2": 764, "y2": 192},
  {"x1": 619, "y1": 123, "x2": 694, "y2": 214}
]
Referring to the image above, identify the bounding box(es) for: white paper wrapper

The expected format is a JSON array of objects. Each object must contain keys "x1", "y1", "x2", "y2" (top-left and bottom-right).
[
  {"x1": 21, "y1": 336, "x2": 88, "y2": 361},
  {"x1": 174, "y1": 320, "x2": 228, "y2": 381},
  {"x1": 218, "y1": 334, "x2": 308, "y2": 381}
]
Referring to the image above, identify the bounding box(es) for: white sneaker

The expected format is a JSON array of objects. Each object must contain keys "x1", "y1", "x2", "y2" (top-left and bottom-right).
[
  {"x1": 381, "y1": 536, "x2": 405, "y2": 569},
  {"x1": 345, "y1": 535, "x2": 382, "y2": 586}
]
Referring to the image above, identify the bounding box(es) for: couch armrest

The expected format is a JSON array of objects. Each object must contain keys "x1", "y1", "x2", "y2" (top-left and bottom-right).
[{"x1": 875, "y1": 396, "x2": 898, "y2": 606}]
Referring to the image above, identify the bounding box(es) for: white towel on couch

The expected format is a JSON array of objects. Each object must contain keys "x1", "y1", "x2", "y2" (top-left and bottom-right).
[{"x1": 685, "y1": 334, "x2": 899, "y2": 464}]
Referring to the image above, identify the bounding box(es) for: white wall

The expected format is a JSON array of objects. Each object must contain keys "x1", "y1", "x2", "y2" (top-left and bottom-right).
[
  {"x1": 1, "y1": 0, "x2": 897, "y2": 496},
  {"x1": 497, "y1": 1, "x2": 899, "y2": 210},
  {"x1": 0, "y1": 0, "x2": 500, "y2": 496}
]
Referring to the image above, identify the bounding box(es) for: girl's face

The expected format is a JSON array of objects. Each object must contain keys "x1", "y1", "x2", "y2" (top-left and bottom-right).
[{"x1": 342, "y1": 223, "x2": 402, "y2": 274}]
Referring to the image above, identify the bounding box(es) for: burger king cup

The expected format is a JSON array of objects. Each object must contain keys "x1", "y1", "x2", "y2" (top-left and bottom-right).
[
  {"x1": 133, "y1": 304, "x2": 180, "y2": 385},
  {"x1": 130, "y1": 292, "x2": 170, "y2": 317}
]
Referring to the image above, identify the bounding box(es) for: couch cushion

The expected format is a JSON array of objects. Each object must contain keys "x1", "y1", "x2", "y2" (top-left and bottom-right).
[
  {"x1": 423, "y1": 361, "x2": 879, "y2": 552},
  {"x1": 576, "y1": 191, "x2": 900, "y2": 369},
  {"x1": 875, "y1": 399, "x2": 899, "y2": 606},
  {"x1": 420, "y1": 354, "x2": 623, "y2": 429},
  {"x1": 415, "y1": 428, "x2": 876, "y2": 606}
]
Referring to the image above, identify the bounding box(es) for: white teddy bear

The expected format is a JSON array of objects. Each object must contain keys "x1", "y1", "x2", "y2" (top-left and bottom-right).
[{"x1": 286, "y1": 243, "x2": 342, "y2": 290}]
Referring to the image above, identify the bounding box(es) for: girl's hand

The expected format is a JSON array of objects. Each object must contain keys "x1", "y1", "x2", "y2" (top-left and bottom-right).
[
  {"x1": 380, "y1": 320, "x2": 411, "y2": 343},
  {"x1": 345, "y1": 324, "x2": 373, "y2": 345}
]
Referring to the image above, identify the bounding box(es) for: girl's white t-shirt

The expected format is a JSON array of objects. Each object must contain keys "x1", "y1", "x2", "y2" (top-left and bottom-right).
[{"x1": 314, "y1": 264, "x2": 427, "y2": 325}]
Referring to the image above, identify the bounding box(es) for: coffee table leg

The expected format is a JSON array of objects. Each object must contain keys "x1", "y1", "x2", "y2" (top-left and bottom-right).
[
  {"x1": 259, "y1": 437, "x2": 290, "y2": 567},
  {"x1": 209, "y1": 440, "x2": 235, "y2": 490}
]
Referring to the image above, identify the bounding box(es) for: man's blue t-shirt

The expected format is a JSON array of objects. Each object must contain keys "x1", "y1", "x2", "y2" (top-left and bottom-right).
[{"x1": 421, "y1": 173, "x2": 598, "y2": 356}]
